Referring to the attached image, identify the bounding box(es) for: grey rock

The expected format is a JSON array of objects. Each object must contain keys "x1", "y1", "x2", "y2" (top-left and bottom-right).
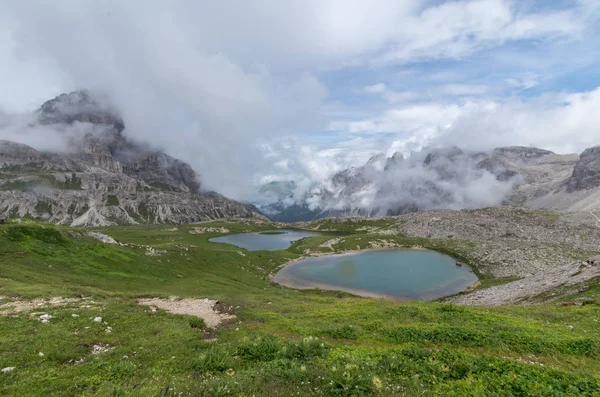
[
  {"x1": 567, "y1": 146, "x2": 600, "y2": 191},
  {"x1": 37, "y1": 90, "x2": 125, "y2": 132},
  {"x1": 384, "y1": 152, "x2": 404, "y2": 171},
  {"x1": 0, "y1": 141, "x2": 42, "y2": 165},
  {"x1": 423, "y1": 146, "x2": 465, "y2": 167},
  {"x1": 475, "y1": 157, "x2": 518, "y2": 182},
  {"x1": 492, "y1": 146, "x2": 554, "y2": 160}
]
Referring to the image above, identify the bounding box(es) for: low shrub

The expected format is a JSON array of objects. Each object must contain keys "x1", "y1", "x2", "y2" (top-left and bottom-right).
[
  {"x1": 188, "y1": 317, "x2": 205, "y2": 330},
  {"x1": 282, "y1": 336, "x2": 328, "y2": 361},
  {"x1": 192, "y1": 345, "x2": 236, "y2": 373},
  {"x1": 4, "y1": 225, "x2": 66, "y2": 245},
  {"x1": 322, "y1": 325, "x2": 358, "y2": 340},
  {"x1": 237, "y1": 335, "x2": 283, "y2": 362}
]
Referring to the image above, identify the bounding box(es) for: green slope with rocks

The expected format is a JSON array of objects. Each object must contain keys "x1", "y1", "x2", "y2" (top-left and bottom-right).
[{"x1": 0, "y1": 211, "x2": 599, "y2": 396}]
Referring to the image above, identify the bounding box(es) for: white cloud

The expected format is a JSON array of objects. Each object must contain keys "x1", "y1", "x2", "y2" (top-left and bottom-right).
[
  {"x1": 0, "y1": 1, "x2": 332, "y2": 199},
  {"x1": 438, "y1": 84, "x2": 489, "y2": 96},
  {"x1": 363, "y1": 83, "x2": 490, "y2": 105},
  {"x1": 505, "y1": 75, "x2": 539, "y2": 89},
  {"x1": 335, "y1": 103, "x2": 463, "y2": 137},
  {"x1": 364, "y1": 83, "x2": 387, "y2": 94},
  {"x1": 441, "y1": 87, "x2": 600, "y2": 153},
  {"x1": 378, "y1": 0, "x2": 589, "y2": 64},
  {"x1": 0, "y1": 0, "x2": 599, "y2": 203},
  {"x1": 332, "y1": 87, "x2": 600, "y2": 157}
]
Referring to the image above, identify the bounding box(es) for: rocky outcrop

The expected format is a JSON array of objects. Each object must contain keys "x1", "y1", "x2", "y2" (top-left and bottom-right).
[
  {"x1": 0, "y1": 141, "x2": 43, "y2": 166},
  {"x1": 567, "y1": 146, "x2": 600, "y2": 191},
  {"x1": 37, "y1": 90, "x2": 125, "y2": 132},
  {"x1": 384, "y1": 152, "x2": 404, "y2": 171},
  {"x1": 122, "y1": 152, "x2": 199, "y2": 193},
  {"x1": 492, "y1": 146, "x2": 554, "y2": 160},
  {"x1": 423, "y1": 146, "x2": 465, "y2": 167},
  {"x1": 0, "y1": 91, "x2": 261, "y2": 225},
  {"x1": 475, "y1": 157, "x2": 518, "y2": 182}
]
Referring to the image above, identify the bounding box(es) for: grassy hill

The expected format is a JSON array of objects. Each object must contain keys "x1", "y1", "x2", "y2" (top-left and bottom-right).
[{"x1": 0, "y1": 219, "x2": 599, "y2": 396}]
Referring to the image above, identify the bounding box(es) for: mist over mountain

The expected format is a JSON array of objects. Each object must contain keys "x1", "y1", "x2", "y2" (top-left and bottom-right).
[
  {"x1": 255, "y1": 144, "x2": 600, "y2": 221},
  {"x1": 0, "y1": 90, "x2": 260, "y2": 225}
]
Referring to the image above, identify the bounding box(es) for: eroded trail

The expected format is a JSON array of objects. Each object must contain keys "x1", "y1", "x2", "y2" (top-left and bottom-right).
[
  {"x1": 136, "y1": 297, "x2": 235, "y2": 328},
  {"x1": 590, "y1": 210, "x2": 600, "y2": 227}
]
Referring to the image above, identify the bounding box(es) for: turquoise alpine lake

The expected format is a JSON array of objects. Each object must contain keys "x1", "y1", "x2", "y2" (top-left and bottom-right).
[
  {"x1": 274, "y1": 249, "x2": 478, "y2": 301},
  {"x1": 209, "y1": 229, "x2": 322, "y2": 251}
]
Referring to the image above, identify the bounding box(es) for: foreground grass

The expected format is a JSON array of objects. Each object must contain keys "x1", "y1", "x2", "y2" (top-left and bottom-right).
[{"x1": 0, "y1": 220, "x2": 599, "y2": 396}]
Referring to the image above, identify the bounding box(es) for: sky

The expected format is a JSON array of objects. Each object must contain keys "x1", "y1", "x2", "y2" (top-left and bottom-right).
[{"x1": 1, "y1": 0, "x2": 600, "y2": 200}]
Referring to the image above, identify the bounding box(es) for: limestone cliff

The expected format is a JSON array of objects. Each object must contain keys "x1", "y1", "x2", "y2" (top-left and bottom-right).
[{"x1": 0, "y1": 91, "x2": 260, "y2": 225}]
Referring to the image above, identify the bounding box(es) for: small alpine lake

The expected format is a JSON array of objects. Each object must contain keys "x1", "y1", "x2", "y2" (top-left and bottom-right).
[
  {"x1": 209, "y1": 229, "x2": 322, "y2": 251},
  {"x1": 274, "y1": 249, "x2": 478, "y2": 301}
]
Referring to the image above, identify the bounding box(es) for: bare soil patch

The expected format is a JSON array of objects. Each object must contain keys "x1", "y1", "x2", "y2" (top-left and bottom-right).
[
  {"x1": 136, "y1": 297, "x2": 236, "y2": 328},
  {"x1": 0, "y1": 297, "x2": 92, "y2": 314}
]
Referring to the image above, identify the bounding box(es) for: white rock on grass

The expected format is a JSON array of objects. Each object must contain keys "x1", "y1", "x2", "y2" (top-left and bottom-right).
[
  {"x1": 39, "y1": 314, "x2": 52, "y2": 323},
  {"x1": 38, "y1": 352, "x2": 44, "y2": 357},
  {"x1": 93, "y1": 317, "x2": 102, "y2": 323},
  {"x1": 91, "y1": 344, "x2": 114, "y2": 355},
  {"x1": 87, "y1": 232, "x2": 119, "y2": 245},
  {"x1": 72, "y1": 314, "x2": 79, "y2": 317},
  {"x1": 1, "y1": 367, "x2": 15, "y2": 373}
]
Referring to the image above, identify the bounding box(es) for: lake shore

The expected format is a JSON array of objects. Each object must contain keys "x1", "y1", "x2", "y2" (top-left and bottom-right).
[
  {"x1": 273, "y1": 271, "x2": 402, "y2": 300},
  {"x1": 270, "y1": 246, "x2": 478, "y2": 301}
]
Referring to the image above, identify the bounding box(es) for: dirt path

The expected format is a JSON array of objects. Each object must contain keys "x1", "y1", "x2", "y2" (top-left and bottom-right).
[
  {"x1": 136, "y1": 297, "x2": 235, "y2": 328},
  {"x1": 0, "y1": 297, "x2": 94, "y2": 314},
  {"x1": 590, "y1": 210, "x2": 600, "y2": 227}
]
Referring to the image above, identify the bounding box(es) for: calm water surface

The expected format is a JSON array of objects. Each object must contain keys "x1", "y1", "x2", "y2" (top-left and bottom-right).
[
  {"x1": 209, "y1": 229, "x2": 322, "y2": 251},
  {"x1": 275, "y1": 249, "x2": 477, "y2": 301}
]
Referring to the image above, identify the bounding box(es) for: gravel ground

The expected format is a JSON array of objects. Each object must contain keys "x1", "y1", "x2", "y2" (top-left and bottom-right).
[{"x1": 395, "y1": 207, "x2": 600, "y2": 305}]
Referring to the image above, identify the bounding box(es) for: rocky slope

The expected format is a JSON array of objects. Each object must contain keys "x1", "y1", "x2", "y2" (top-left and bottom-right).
[
  {"x1": 0, "y1": 91, "x2": 259, "y2": 226},
  {"x1": 288, "y1": 206, "x2": 600, "y2": 305},
  {"x1": 396, "y1": 207, "x2": 600, "y2": 305}
]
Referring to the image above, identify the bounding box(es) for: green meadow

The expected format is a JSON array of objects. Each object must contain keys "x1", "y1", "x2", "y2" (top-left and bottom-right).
[{"x1": 0, "y1": 219, "x2": 599, "y2": 396}]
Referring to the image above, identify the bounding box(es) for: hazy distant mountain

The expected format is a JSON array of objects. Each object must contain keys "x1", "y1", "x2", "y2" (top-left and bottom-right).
[
  {"x1": 0, "y1": 90, "x2": 261, "y2": 225},
  {"x1": 257, "y1": 144, "x2": 600, "y2": 221},
  {"x1": 253, "y1": 181, "x2": 324, "y2": 222}
]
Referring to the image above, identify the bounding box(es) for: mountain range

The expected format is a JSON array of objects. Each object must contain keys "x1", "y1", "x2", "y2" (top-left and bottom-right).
[
  {"x1": 1, "y1": 90, "x2": 599, "y2": 226},
  {"x1": 257, "y1": 144, "x2": 600, "y2": 221},
  {"x1": 0, "y1": 90, "x2": 259, "y2": 225}
]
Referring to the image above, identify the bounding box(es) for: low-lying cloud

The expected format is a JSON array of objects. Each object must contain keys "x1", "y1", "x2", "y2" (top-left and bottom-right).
[{"x1": 258, "y1": 146, "x2": 520, "y2": 219}]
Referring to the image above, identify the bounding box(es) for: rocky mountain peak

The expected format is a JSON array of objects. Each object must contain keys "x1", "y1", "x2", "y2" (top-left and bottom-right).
[
  {"x1": 567, "y1": 146, "x2": 600, "y2": 192},
  {"x1": 37, "y1": 90, "x2": 125, "y2": 132},
  {"x1": 492, "y1": 146, "x2": 554, "y2": 160},
  {"x1": 475, "y1": 156, "x2": 518, "y2": 182},
  {"x1": 0, "y1": 91, "x2": 259, "y2": 225},
  {"x1": 384, "y1": 152, "x2": 404, "y2": 171},
  {"x1": 423, "y1": 146, "x2": 465, "y2": 166},
  {"x1": 367, "y1": 153, "x2": 386, "y2": 165}
]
